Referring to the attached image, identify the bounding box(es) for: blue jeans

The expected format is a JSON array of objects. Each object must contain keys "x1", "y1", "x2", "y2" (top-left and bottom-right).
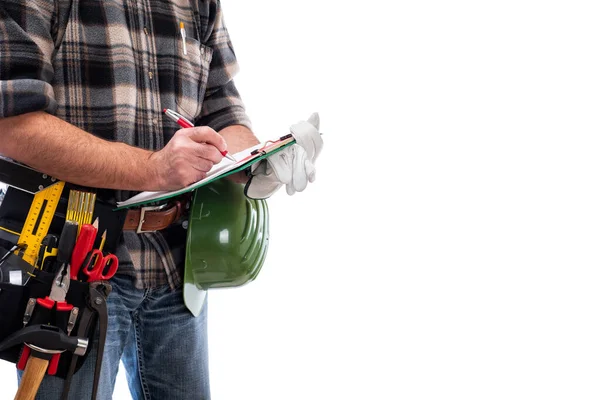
[{"x1": 18, "y1": 274, "x2": 210, "y2": 399}]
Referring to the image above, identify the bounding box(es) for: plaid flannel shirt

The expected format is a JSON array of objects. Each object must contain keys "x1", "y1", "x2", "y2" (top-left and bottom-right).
[{"x1": 0, "y1": 0, "x2": 251, "y2": 289}]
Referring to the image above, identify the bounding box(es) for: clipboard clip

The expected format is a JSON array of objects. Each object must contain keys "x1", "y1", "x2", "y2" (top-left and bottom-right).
[
  {"x1": 250, "y1": 133, "x2": 294, "y2": 157},
  {"x1": 250, "y1": 149, "x2": 267, "y2": 157}
]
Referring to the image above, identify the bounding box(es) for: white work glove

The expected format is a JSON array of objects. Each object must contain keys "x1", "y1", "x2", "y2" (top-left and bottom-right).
[{"x1": 245, "y1": 112, "x2": 323, "y2": 199}]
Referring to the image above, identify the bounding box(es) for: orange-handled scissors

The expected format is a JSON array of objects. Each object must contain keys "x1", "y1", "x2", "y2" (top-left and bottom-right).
[{"x1": 81, "y1": 250, "x2": 118, "y2": 282}]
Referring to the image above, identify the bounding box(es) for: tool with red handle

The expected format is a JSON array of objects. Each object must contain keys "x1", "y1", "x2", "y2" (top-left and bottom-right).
[
  {"x1": 81, "y1": 250, "x2": 119, "y2": 282},
  {"x1": 70, "y1": 220, "x2": 98, "y2": 280}
]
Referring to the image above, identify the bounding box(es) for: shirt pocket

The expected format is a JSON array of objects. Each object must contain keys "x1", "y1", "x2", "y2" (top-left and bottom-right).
[{"x1": 173, "y1": 38, "x2": 213, "y2": 121}]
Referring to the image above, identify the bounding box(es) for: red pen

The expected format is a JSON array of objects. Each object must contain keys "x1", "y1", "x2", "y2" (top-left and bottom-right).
[{"x1": 163, "y1": 108, "x2": 236, "y2": 162}]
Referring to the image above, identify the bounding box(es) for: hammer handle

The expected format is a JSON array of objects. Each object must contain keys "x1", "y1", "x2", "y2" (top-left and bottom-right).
[{"x1": 14, "y1": 356, "x2": 49, "y2": 400}]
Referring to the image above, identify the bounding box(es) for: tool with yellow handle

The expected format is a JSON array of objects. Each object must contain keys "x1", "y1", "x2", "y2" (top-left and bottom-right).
[{"x1": 15, "y1": 181, "x2": 65, "y2": 266}]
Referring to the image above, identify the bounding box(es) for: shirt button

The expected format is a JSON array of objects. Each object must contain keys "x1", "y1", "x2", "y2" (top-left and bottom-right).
[
  {"x1": 152, "y1": 118, "x2": 158, "y2": 125},
  {"x1": 148, "y1": 71, "x2": 153, "y2": 80},
  {"x1": 200, "y1": 47, "x2": 204, "y2": 56},
  {"x1": 144, "y1": 27, "x2": 149, "y2": 35}
]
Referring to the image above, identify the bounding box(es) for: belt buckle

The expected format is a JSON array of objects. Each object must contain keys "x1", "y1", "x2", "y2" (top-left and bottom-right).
[{"x1": 136, "y1": 203, "x2": 169, "y2": 234}]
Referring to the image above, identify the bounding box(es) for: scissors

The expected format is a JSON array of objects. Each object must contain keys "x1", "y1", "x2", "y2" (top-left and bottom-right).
[{"x1": 80, "y1": 250, "x2": 118, "y2": 282}]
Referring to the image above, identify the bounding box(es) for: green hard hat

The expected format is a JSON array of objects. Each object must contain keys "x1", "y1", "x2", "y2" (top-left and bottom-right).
[{"x1": 184, "y1": 179, "x2": 269, "y2": 316}]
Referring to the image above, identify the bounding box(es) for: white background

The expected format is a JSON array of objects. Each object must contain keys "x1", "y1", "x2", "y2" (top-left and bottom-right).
[{"x1": 2, "y1": 0, "x2": 600, "y2": 399}]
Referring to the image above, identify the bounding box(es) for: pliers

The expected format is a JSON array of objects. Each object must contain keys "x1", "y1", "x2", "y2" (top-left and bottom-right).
[{"x1": 38, "y1": 264, "x2": 72, "y2": 311}]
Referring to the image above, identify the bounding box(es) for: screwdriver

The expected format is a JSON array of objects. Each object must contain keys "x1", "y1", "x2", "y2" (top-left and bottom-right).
[
  {"x1": 57, "y1": 221, "x2": 78, "y2": 275},
  {"x1": 70, "y1": 219, "x2": 99, "y2": 279}
]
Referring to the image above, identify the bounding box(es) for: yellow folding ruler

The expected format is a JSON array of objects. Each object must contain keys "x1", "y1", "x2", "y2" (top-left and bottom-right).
[{"x1": 15, "y1": 181, "x2": 65, "y2": 266}]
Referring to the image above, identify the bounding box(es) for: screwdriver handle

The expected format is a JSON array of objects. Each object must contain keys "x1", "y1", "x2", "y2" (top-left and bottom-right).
[
  {"x1": 57, "y1": 222, "x2": 78, "y2": 266},
  {"x1": 70, "y1": 224, "x2": 97, "y2": 279}
]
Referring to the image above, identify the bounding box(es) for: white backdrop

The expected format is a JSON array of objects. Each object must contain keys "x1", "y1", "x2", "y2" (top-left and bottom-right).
[{"x1": 2, "y1": 0, "x2": 600, "y2": 399}]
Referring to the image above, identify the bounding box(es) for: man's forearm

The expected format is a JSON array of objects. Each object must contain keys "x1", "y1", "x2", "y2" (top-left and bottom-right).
[
  {"x1": 0, "y1": 112, "x2": 159, "y2": 190},
  {"x1": 219, "y1": 124, "x2": 260, "y2": 184},
  {"x1": 219, "y1": 124, "x2": 260, "y2": 153}
]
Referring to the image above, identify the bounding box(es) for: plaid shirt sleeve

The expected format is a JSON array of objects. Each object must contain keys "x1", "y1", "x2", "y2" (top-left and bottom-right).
[
  {"x1": 197, "y1": 0, "x2": 252, "y2": 131},
  {"x1": 0, "y1": 0, "x2": 58, "y2": 117}
]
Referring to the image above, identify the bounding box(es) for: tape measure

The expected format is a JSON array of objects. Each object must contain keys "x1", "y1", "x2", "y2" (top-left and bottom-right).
[{"x1": 15, "y1": 181, "x2": 65, "y2": 266}]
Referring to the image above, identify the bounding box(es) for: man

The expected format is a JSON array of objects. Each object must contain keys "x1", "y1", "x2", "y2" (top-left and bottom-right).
[{"x1": 0, "y1": 0, "x2": 322, "y2": 398}]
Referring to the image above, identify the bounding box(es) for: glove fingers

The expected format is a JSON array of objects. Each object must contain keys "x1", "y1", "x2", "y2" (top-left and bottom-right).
[
  {"x1": 290, "y1": 118, "x2": 323, "y2": 162},
  {"x1": 307, "y1": 112, "x2": 320, "y2": 130},
  {"x1": 269, "y1": 150, "x2": 293, "y2": 184},
  {"x1": 305, "y1": 159, "x2": 316, "y2": 183},
  {"x1": 286, "y1": 184, "x2": 296, "y2": 196},
  {"x1": 290, "y1": 148, "x2": 309, "y2": 193}
]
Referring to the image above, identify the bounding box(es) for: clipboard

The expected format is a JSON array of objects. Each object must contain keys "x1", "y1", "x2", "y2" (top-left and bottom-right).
[{"x1": 115, "y1": 134, "x2": 296, "y2": 209}]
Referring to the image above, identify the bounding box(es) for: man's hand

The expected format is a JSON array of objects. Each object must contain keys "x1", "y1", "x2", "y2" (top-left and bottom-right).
[
  {"x1": 150, "y1": 126, "x2": 227, "y2": 190},
  {"x1": 245, "y1": 113, "x2": 323, "y2": 199}
]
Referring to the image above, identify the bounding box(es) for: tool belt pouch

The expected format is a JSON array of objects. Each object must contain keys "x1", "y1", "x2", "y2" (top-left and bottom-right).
[
  {"x1": 0, "y1": 264, "x2": 106, "y2": 378},
  {"x1": 0, "y1": 186, "x2": 127, "y2": 255}
]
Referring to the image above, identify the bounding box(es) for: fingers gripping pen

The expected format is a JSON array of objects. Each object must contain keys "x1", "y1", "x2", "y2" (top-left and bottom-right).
[{"x1": 162, "y1": 108, "x2": 237, "y2": 162}]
